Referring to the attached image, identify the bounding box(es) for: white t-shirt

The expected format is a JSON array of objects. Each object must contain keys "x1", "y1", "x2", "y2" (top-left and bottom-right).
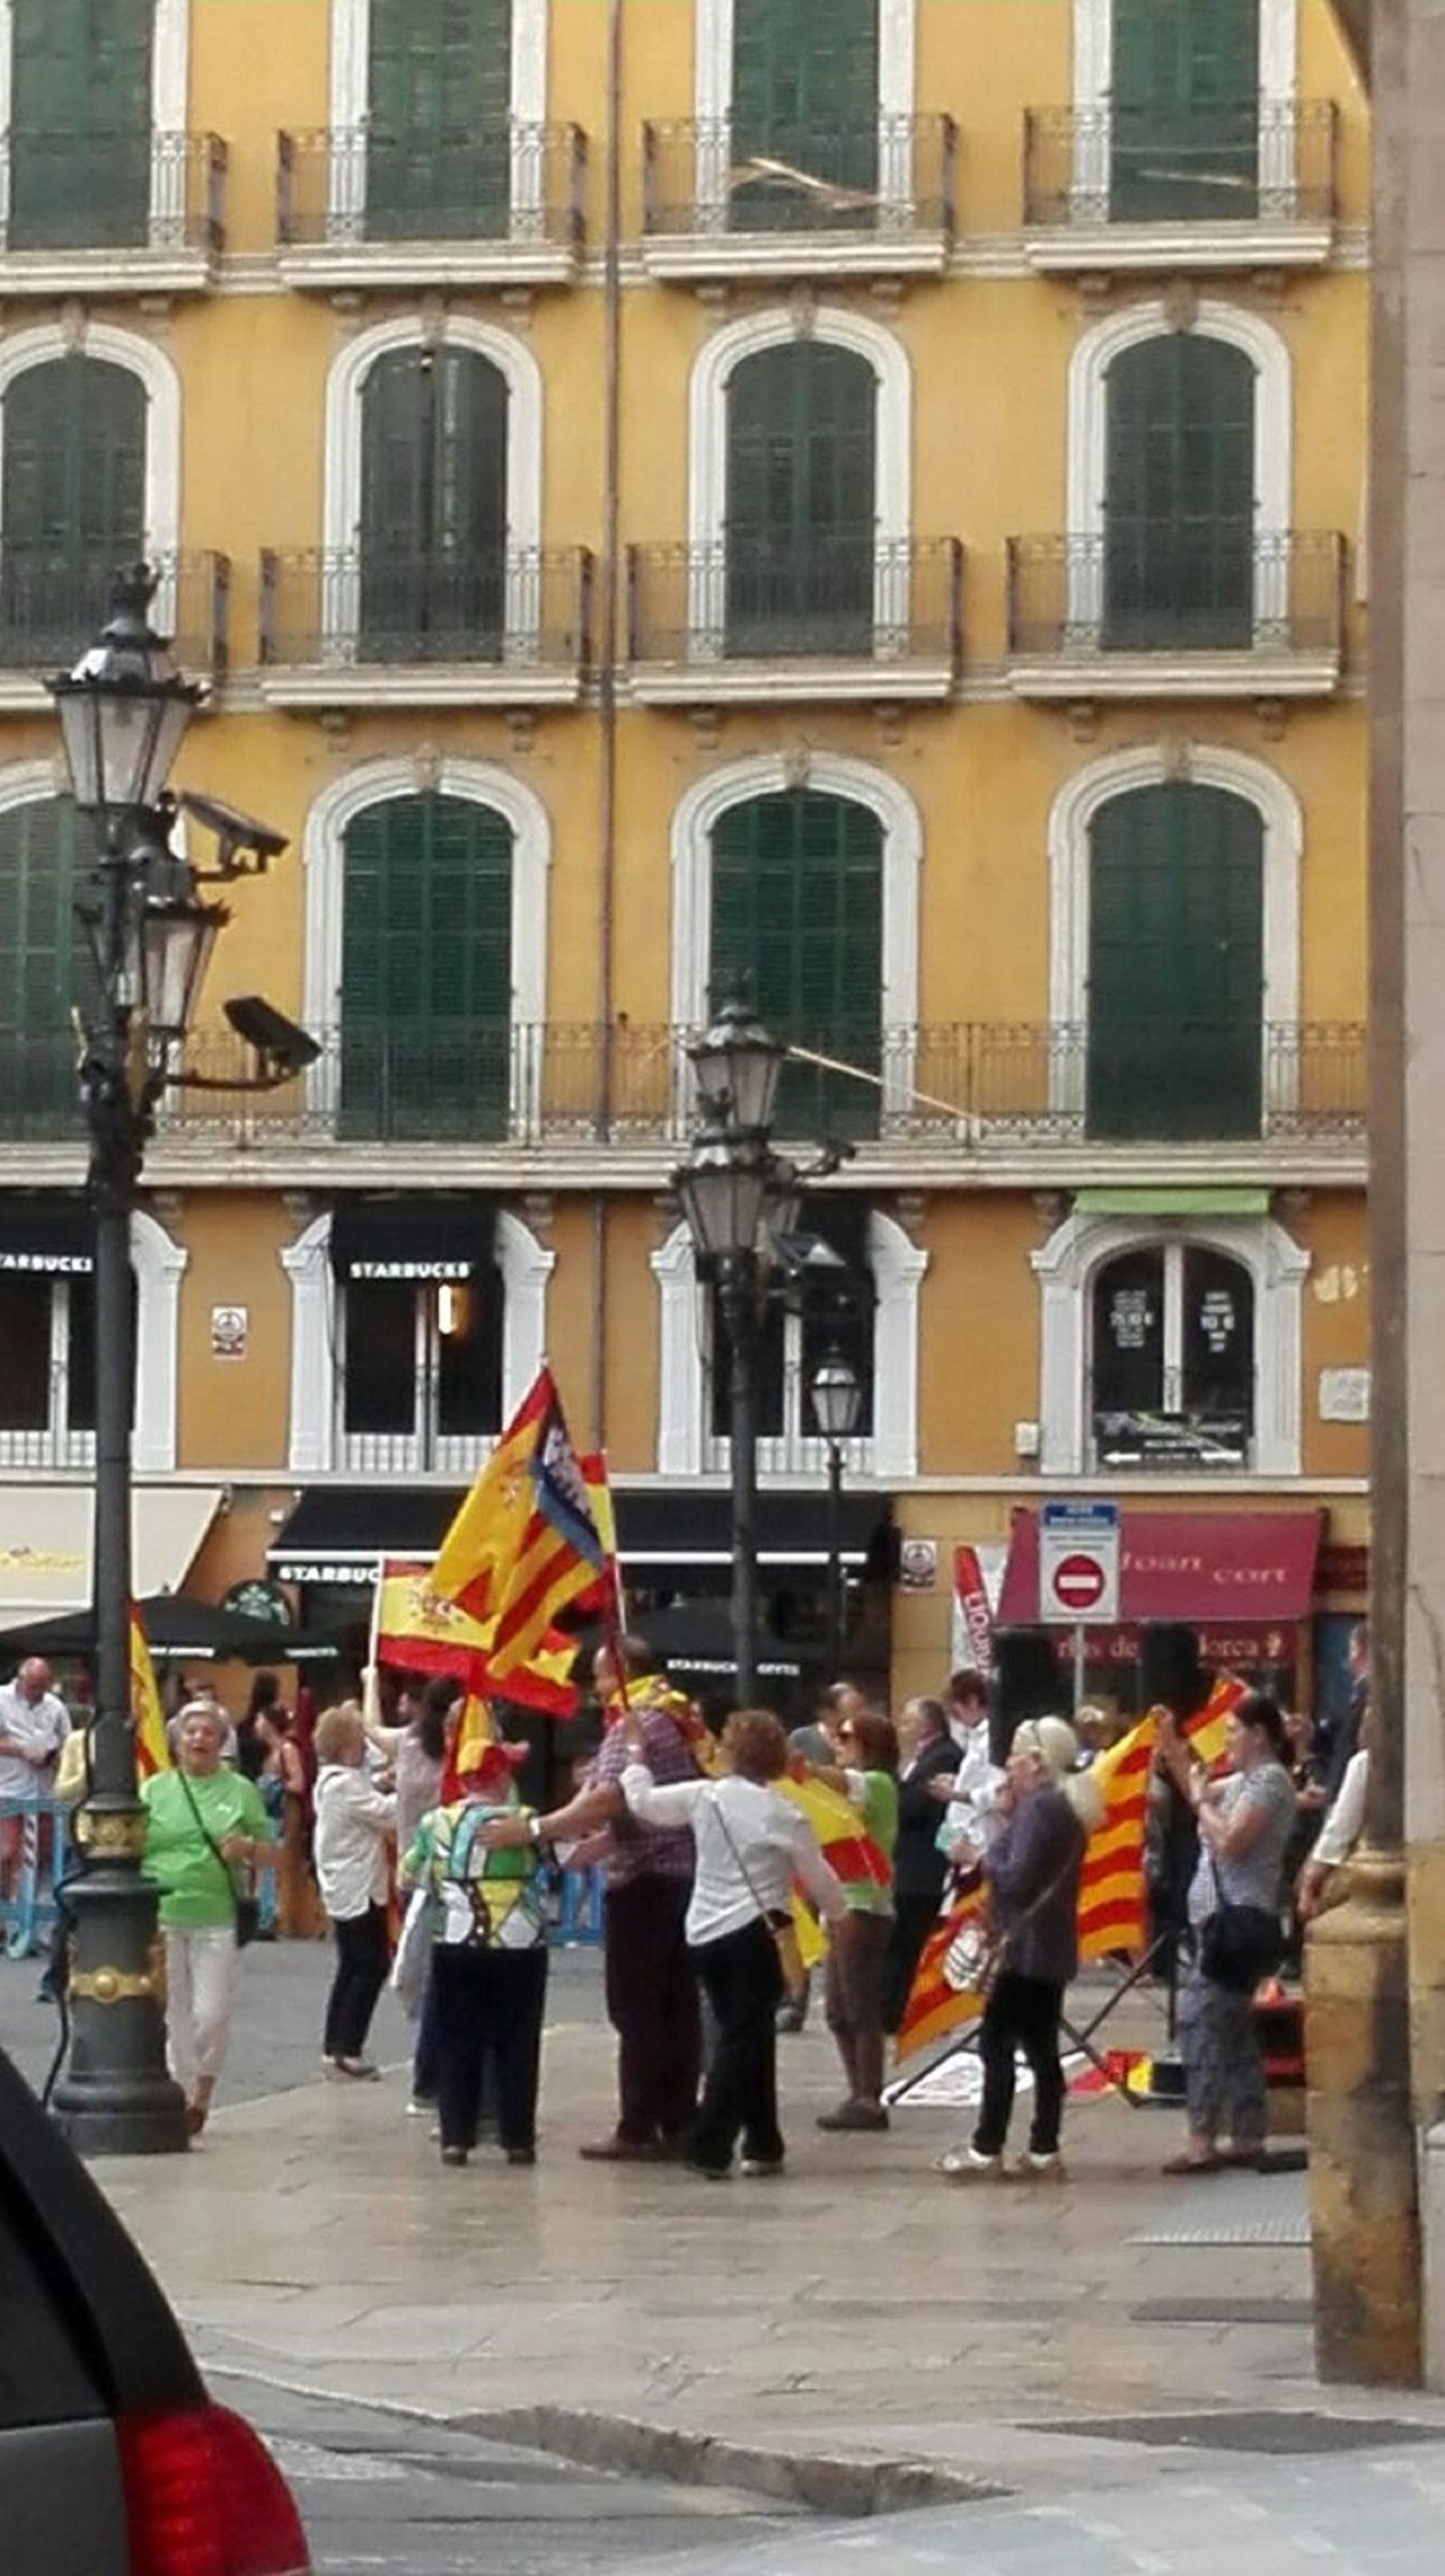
[
  {"x1": 312, "y1": 1763, "x2": 396, "y2": 1919},
  {"x1": 620, "y1": 1767, "x2": 847, "y2": 1948},
  {"x1": 0, "y1": 1683, "x2": 71, "y2": 1802}
]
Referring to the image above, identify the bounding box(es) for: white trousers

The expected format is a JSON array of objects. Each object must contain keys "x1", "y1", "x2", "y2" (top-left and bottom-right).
[{"x1": 163, "y1": 1926, "x2": 238, "y2": 2099}]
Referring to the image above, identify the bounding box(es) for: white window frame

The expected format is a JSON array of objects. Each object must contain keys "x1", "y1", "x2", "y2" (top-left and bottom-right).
[
  {"x1": 651, "y1": 1208, "x2": 928, "y2": 1481},
  {"x1": 0, "y1": 1207, "x2": 185, "y2": 1475},
  {"x1": 1066, "y1": 298, "x2": 1292, "y2": 638},
  {"x1": 0, "y1": 0, "x2": 191, "y2": 244},
  {"x1": 1088, "y1": 1238, "x2": 1256, "y2": 1463},
  {"x1": 670, "y1": 750, "x2": 921, "y2": 1127},
  {"x1": 326, "y1": 0, "x2": 551, "y2": 236},
  {"x1": 0, "y1": 322, "x2": 181, "y2": 620},
  {"x1": 1069, "y1": 0, "x2": 1300, "y2": 213},
  {"x1": 1032, "y1": 1209, "x2": 1308, "y2": 1477},
  {"x1": 1046, "y1": 742, "x2": 1303, "y2": 1128},
  {"x1": 335, "y1": 1271, "x2": 513, "y2": 1479},
  {"x1": 301, "y1": 752, "x2": 551, "y2": 1137},
  {"x1": 692, "y1": 0, "x2": 918, "y2": 227},
  {"x1": 281, "y1": 1207, "x2": 555, "y2": 1477},
  {"x1": 687, "y1": 303, "x2": 912, "y2": 652}
]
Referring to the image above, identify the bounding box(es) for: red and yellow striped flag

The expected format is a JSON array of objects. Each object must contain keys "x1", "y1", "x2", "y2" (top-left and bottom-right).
[
  {"x1": 426, "y1": 1369, "x2": 611, "y2": 1694},
  {"x1": 128, "y1": 1603, "x2": 170, "y2": 1779}
]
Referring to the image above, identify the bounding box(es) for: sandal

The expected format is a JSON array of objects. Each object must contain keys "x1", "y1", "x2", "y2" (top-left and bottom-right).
[{"x1": 1161, "y1": 2150, "x2": 1223, "y2": 2176}]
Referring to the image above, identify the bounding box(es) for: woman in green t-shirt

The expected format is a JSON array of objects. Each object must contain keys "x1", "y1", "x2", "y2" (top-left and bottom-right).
[{"x1": 141, "y1": 1701, "x2": 271, "y2": 2135}]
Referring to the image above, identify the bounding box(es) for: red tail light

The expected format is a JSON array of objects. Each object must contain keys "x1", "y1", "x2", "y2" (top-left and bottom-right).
[{"x1": 118, "y1": 2402, "x2": 312, "y2": 2576}]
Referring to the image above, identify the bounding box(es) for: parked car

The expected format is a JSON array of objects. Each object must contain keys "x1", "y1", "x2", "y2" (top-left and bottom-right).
[{"x1": 0, "y1": 2041, "x2": 309, "y2": 2575}]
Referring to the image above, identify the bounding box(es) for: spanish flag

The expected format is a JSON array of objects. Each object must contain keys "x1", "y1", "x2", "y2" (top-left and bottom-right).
[
  {"x1": 374, "y1": 1559, "x2": 498, "y2": 1677},
  {"x1": 128, "y1": 1603, "x2": 170, "y2": 1779}
]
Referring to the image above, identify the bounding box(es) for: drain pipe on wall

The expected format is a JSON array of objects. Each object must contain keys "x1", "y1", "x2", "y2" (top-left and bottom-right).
[{"x1": 591, "y1": 0, "x2": 624, "y2": 1452}]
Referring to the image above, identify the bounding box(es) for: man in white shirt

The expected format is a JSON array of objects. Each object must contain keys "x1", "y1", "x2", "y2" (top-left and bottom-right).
[
  {"x1": 1298, "y1": 1747, "x2": 1368, "y2": 1921},
  {"x1": 937, "y1": 1671, "x2": 1005, "y2": 1872},
  {"x1": 0, "y1": 1658, "x2": 71, "y2": 1919}
]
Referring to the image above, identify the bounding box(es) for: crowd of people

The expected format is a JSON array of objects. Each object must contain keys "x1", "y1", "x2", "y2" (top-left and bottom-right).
[{"x1": 0, "y1": 1622, "x2": 1375, "y2": 2181}]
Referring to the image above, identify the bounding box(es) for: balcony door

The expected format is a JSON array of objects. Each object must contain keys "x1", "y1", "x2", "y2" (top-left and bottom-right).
[
  {"x1": 1102, "y1": 333, "x2": 1254, "y2": 651},
  {"x1": 339, "y1": 792, "x2": 514, "y2": 1140},
  {"x1": 730, "y1": 0, "x2": 879, "y2": 228},
  {"x1": 1110, "y1": 0, "x2": 1260, "y2": 223},
  {"x1": 365, "y1": 0, "x2": 514, "y2": 239},
  {"x1": 0, "y1": 798, "x2": 87, "y2": 1131},
  {"x1": 723, "y1": 343, "x2": 875, "y2": 656},
  {"x1": 1086, "y1": 784, "x2": 1264, "y2": 1141},
  {"x1": 8, "y1": 0, "x2": 154, "y2": 251},
  {"x1": 710, "y1": 789, "x2": 882, "y2": 1138},
  {"x1": 357, "y1": 347, "x2": 508, "y2": 661},
  {"x1": 0, "y1": 359, "x2": 145, "y2": 666}
]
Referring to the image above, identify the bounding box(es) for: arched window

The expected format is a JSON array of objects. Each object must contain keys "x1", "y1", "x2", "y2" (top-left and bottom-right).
[
  {"x1": 1086, "y1": 783, "x2": 1263, "y2": 1139},
  {"x1": 1090, "y1": 1242, "x2": 1255, "y2": 1469},
  {"x1": 357, "y1": 347, "x2": 508, "y2": 660},
  {"x1": 711, "y1": 789, "x2": 882, "y2": 1137},
  {"x1": 723, "y1": 342, "x2": 876, "y2": 656},
  {"x1": 338, "y1": 792, "x2": 514, "y2": 1139},
  {"x1": 1102, "y1": 335, "x2": 1255, "y2": 651},
  {"x1": 0, "y1": 357, "x2": 145, "y2": 663},
  {"x1": 364, "y1": 0, "x2": 513, "y2": 239},
  {"x1": 1109, "y1": 0, "x2": 1260, "y2": 221},
  {"x1": 730, "y1": 0, "x2": 880, "y2": 225},
  {"x1": 0, "y1": 795, "x2": 87, "y2": 1127}
]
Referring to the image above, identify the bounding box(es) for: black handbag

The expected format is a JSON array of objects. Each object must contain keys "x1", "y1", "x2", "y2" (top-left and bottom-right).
[
  {"x1": 1198, "y1": 1859, "x2": 1282, "y2": 1994},
  {"x1": 178, "y1": 1771, "x2": 261, "y2": 1949}
]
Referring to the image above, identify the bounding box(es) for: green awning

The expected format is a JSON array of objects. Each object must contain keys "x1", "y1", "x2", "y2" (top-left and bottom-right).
[{"x1": 1074, "y1": 1187, "x2": 1271, "y2": 1218}]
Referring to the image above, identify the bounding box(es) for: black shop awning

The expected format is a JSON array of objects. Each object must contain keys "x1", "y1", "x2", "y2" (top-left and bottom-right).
[
  {"x1": 0, "y1": 1195, "x2": 94, "y2": 1275},
  {"x1": 269, "y1": 1484, "x2": 894, "y2": 1592},
  {"x1": 328, "y1": 1198, "x2": 495, "y2": 1282}
]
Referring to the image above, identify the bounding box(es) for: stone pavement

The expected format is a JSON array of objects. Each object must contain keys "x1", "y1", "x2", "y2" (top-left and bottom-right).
[{"x1": 86, "y1": 1969, "x2": 1445, "y2": 2521}]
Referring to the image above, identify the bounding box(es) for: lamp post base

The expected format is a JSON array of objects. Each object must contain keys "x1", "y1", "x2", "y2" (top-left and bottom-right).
[
  {"x1": 1306, "y1": 1845, "x2": 1421, "y2": 2385},
  {"x1": 51, "y1": 1808, "x2": 189, "y2": 2158}
]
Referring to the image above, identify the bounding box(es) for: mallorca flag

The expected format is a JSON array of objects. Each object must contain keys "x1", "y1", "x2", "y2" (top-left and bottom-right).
[
  {"x1": 474, "y1": 1373, "x2": 611, "y2": 1688},
  {"x1": 128, "y1": 1602, "x2": 170, "y2": 1779}
]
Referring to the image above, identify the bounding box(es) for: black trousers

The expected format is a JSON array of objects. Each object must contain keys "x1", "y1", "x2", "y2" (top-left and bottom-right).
[
  {"x1": 974, "y1": 1970, "x2": 1067, "y2": 2158},
  {"x1": 882, "y1": 1890, "x2": 943, "y2": 2034},
  {"x1": 431, "y1": 1943, "x2": 548, "y2": 2153},
  {"x1": 323, "y1": 1905, "x2": 389, "y2": 2060},
  {"x1": 602, "y1": 1873, "x2": 701, "y2": 2146},
  {"x1": 689, "y1": 1917, "x2": 784, "y2": 2171}
]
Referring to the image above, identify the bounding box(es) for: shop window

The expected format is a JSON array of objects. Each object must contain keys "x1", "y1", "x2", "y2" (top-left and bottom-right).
[
  {"x1": 0, "y1": 1269, "x2": 134, "y2": 1460},
  {"x1": 1090, "y1": 1242, "x2": 1254, "y2": 1469},
  {"x1": 340, "y1": 1269, "x2": 504, "y2": 1471}
]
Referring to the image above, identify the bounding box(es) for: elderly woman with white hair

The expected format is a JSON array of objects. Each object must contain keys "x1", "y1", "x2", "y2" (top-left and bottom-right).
[
  {"x1": 140, "y1": 1700, "x2": 272, "y2": 2135},
  {"x1": 939, "y1": 1715, "x2": 1102, "y2": 2184}
]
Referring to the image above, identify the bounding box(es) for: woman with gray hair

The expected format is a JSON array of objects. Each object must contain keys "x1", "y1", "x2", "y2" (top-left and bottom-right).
[{"x1": 140, "y1": 1701, "x2": 272, "y2": 2135}]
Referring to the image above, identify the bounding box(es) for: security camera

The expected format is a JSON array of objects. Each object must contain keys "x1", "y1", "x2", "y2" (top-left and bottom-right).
[
  {"x1": 223, "y1": 994, "x2": 322, "y2": 1079},
  {"x1": 180, "y1": 790, "x2": 289, "y2": 879}
]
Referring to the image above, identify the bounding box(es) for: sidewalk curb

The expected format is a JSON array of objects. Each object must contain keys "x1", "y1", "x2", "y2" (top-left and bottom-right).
[{"x1": 448, "y1": 2403, "x2": 1008, "y2": 2515}]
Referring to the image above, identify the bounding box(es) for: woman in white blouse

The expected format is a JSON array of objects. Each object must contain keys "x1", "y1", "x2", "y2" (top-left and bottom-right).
[
  {"x1": 312, "y1": 1703, "x2": 397, "y2": 2079},
  {"x1": 621, "y1": 1705, "x2": 846, "y2": 2180}
]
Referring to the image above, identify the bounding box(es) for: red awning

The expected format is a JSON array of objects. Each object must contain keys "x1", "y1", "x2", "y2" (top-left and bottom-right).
[{"x1": 996, "y1": 1507, "x2": 1324, "y2": 1629}]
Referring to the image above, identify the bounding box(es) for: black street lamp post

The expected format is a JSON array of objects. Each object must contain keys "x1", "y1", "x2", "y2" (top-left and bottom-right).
[
  {"x1": 810, "y1": 1349, "x2": 862, "y2": 1670},
  {"x1": 48, "y1": 565, "x2": 315, "y2": 2156}
]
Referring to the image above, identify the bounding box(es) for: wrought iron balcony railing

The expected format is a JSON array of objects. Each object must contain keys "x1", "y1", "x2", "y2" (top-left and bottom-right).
[
  {"x1": 0, "y1": 1022, "x2": 1366, "y2": 1153},
  {"x1": 1022, "y1": 99, "x2": 1338, "y2": 231},
  {"x1": 627, "y1": 537, "x2": 963, "y2": 676},
  {"x1": 1005, "y1": 530, "x2": 1345, "y2": 669},
  {"x1": 258, "y1": 547, "x2": 592, "y2": 677},
  {"x1": 0, "y1": 129, "x2": 227, "y2": 256},
  {"x1": 0, "y1": 548, "x2": 228, "y2": 677},
  {"x1": 276, "y1": 124, "x2": 585, "y2": 254},
  {"x1": 641, "y1": 115, "x2": 956, "y2": 244}
]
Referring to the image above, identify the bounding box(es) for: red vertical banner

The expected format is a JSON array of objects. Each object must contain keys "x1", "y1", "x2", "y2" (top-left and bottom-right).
[{"x1": 950, "y1": 1544, "x2": 994, "y2": 1675}]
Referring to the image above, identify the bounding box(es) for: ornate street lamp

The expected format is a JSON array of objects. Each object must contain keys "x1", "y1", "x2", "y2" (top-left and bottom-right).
[
  {"x1": 48, "y1": 565, "x2": 316, "y2": 2157},
  {"x1": 810, "y1": 1349, "x2": 862, "y2": 1671}
]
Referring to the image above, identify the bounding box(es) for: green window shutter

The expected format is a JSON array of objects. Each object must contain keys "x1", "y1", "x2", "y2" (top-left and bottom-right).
[
  {"x1": 711, "y1": 790, "x2": 882, "y2": 1139},
  {"x1": 0, "y1": 798, "x2": 85, "y2": 1133},
  {"x1": 340, "y1": 794, "x2": 513, "y2": 1141},
  {"x1": 366, "y1": 0, "x2": 513, "y2": 240},
  {"x1": 358, "y1": 348, "x2": 508, "y2": 662},
  {"x1": 1086, "y1": 784, "x2": 1263, "y2": 1142},
  {"x1": 1111, "y1": 0, "x2": 1259, "y2": 222},
  {"x1": 1103, "y1": 334, "x2": 1254, "y2": 651},
  {"x1": 0, "y1": 359, "x2": 146, "y2": 666},
  {"x1": 724, "y1": 344, "x2": 876, "y2": 656},
  {"x1": 731, "y1": 0, "x2": 879, "y2": 224},
  {"x1": 10, "y1": 0, "x2": 154, "y2": 250}
]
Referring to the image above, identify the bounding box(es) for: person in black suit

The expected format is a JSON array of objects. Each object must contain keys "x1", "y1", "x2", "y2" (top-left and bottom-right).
[{"x1": 883, "y1": 1695, "x2": 960, "y2": 2033}]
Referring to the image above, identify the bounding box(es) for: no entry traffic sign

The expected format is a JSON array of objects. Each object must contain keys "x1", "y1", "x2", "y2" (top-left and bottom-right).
[{"x1": 1039, "y1": 1501, "x2": 1120, "y2": 1626}]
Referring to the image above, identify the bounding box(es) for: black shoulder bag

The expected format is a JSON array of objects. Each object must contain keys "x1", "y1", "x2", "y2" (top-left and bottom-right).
[
  {"x1": 1198, "y1": 1854, "x2": 1282, "y2": 1994},
  {"x1": 176, "y1": 1771, "x2": 261, "y2": 1950}
]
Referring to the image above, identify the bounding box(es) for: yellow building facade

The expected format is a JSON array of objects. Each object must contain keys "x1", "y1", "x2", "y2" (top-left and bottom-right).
[{"x1": 0, "y1": 0, "x2": 1371, "y2": 1723}]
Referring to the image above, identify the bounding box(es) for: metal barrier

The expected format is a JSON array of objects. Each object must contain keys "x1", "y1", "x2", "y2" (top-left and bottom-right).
[
  {"x1": 555, "y1": 1866, "x2": 604, "y2": 1947},
  {"x1": 0, "y1": 1798, "x2": 75, "y2": 1960}
]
